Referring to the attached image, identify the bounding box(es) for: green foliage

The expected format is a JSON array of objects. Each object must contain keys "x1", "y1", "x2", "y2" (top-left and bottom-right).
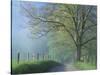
[
  {"x1": 12, "y1": 60, "x2": 62, "y2": 74},
  {"x1": 47, "y1": 30, "x2": 74, "y2": 62}
]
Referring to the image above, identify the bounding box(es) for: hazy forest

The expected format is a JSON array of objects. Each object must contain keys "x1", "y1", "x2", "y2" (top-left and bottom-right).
[{"x1": 12, "y1": 1, "x2": 97, "y2": 74}]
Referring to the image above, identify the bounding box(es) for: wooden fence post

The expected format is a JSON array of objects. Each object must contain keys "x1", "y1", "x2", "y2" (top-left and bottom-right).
[
  {"x1": 17, "y1": 52, "x2": 20, "y2": 64},
  {"x1": 37, "y1": 53, "x2": 39, "y2": 60},
  {"x1": 28, "y1": 52, "x2": 29, "y2": 61},
  {"x1": 43, "y1": 54, "x2": 44, "y2": 60}
]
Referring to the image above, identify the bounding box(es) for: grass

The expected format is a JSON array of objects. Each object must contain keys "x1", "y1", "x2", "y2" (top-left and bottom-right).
[
  {"x1": 74, "y1": 62, "x2": 97, "y2": 70},
  {"x1": 12, "y1": 60, "x2": 62, "y2": 74}
]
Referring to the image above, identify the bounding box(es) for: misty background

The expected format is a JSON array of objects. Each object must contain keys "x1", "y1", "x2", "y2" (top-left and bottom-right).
[{"x1": 12, "y1": 1, "x2": 48, "y2": 61}]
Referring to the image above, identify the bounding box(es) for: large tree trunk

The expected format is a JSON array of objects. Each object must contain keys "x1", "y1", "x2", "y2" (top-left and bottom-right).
[{"x1": 76, "y1": 46, "x2": 81, "y2": 61}]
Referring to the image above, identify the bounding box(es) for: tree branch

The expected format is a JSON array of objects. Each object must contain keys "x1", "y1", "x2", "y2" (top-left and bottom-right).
[
  {"x1": 82, "y1": 24, "x2": 96, "y2": 34},
  {"x1": 81, "y1": 36, "x2": 96, "y2": 46},
  {"x1": 22, "y1": 5, "x2": 78, "y2": 46}
]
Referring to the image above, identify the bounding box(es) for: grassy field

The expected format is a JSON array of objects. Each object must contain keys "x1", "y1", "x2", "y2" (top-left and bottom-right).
[
  {"x1": 74, "y1": 62, "x2": 97, "y2": 70},
  {"x1": 11, "y1": 60, "x2": 62, "y2": 74}
]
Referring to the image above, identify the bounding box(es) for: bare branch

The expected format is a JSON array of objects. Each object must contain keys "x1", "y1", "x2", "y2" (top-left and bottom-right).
[
  {"x1": 81, "y1": 36, "x2": 96, "y2": 46},
  {"x1": 83, "y1": 24, "x2": 96, "y2": 34},
  {"x1": 81, "y1": 7, "x2": 93, "y2": 31}
]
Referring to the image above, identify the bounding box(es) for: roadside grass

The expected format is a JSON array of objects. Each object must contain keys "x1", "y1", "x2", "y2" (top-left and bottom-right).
[
  {"x1": 74, "y1": 62, "x2": 97, "y2": 70},
  {"x1": 12, "y1": 60, "x2": 62, "y2": 74}
]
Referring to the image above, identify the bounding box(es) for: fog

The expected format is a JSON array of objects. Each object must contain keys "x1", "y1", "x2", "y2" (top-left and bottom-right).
[{"x1": 12, "y1": 1, "x2": 48, "y2": 61}]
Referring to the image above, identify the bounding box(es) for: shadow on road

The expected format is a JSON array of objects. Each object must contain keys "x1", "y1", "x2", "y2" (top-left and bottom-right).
[{"x1": 48, "y1": 64, "x2": 66, "y2": 72}]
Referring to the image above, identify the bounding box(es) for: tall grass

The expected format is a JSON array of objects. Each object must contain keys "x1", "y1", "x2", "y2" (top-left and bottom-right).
[
  {"x1": 12, "y1": 60, "x2": 62, "y2": 74},
  {"x1": 74, "y1": 62, "x2": 97, "y2": 70}
]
